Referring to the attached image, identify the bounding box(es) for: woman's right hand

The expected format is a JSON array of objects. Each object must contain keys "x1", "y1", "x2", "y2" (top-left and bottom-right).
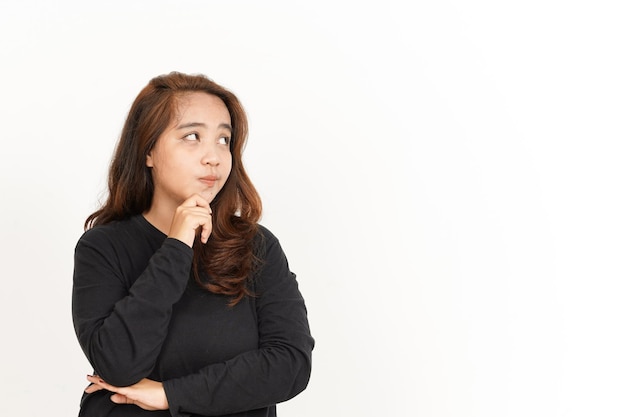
[{"x1": 168, "y1": 194, "x2": 213, "y2": 247}]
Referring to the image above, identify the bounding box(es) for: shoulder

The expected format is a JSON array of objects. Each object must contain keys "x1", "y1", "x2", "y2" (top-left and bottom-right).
[
  {"x1": 76, "y1": 217, "x2": 138, "y2": 250},
  {"x1": 256, "y1": 224, "x2": 278, "y2": 243},
  {"x1": 73, "y1": 218, "x2": 141, "y2": 274},
  {"x1": 254, "y1": 224, "x2": 285, "y2": 258},
  {"x1": 72, "y1": 220, "x2": 137, "y2": 284},
  {"x1": 251, "y1": 225, "x2": 304, "y2": 305},
  {"x1": 253, "y1": 224, "x2": 294, "y2": 280},
  {"x1": 74, "y1": 216, "x2": 166, "y2": 267}
]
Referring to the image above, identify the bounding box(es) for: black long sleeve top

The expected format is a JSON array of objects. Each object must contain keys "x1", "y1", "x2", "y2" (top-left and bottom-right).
[{"x1": 72, "y1": 215, "x2": 314, "y2": 417}]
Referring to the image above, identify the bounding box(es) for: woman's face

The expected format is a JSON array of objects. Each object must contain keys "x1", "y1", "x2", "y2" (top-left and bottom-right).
[{"x1": 146, "y1": 92, "x2": 233, "y2": 210}]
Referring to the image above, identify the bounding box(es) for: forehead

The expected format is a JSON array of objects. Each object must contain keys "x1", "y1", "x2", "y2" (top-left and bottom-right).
[{"x1": 173, "y1": 92, "x2": 231, "y2": 124}]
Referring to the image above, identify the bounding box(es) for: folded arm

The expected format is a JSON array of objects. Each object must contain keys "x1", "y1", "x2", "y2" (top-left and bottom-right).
[{"x1": 72, "y1": 230, "x2": 193, "y2": 387}]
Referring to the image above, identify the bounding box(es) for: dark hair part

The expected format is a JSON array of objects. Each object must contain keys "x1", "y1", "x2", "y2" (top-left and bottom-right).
[{"x1": 86, "y1": 71, "x2": 262, "y2": 305}]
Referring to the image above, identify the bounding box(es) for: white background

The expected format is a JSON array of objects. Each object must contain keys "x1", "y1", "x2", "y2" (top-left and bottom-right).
[{"x1": 1, "y1": 1, "x2": 625, "y2": 416}]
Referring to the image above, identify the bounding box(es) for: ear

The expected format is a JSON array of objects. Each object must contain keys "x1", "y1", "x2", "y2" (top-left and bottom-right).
[{"x1": 146, "y1": 152, "x2": 154, "y2": 168}]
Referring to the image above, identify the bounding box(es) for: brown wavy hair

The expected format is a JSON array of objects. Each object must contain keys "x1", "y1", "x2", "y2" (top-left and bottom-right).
[{"x1": 85, "y1": 71, "x2": 262, "y2": 305}]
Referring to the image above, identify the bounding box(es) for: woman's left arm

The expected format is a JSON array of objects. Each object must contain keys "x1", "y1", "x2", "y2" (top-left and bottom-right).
[{"x1": 163, "y1": 231, "x2": 314, "y2": 416}]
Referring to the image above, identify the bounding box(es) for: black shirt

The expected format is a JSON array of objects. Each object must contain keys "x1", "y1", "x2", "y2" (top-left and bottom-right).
[{"x1": 72, "y1": 215, "x2": 313, "y2": 417}]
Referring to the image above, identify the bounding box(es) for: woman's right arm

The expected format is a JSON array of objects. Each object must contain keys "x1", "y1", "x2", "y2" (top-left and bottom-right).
[
  {"x1": 73, "y1": 195, "x2": 211, "y2": 387},
  {"x1": 72, "y1": 229, "x2": 193, "y2": 387}
]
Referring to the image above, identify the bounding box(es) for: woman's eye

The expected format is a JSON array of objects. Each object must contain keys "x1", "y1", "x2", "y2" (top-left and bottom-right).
[
  {"x1": 218, "y1": 136, "x2": 231, "y2": 145},
  {"x1": 183, "y1": 133, "x2": 199, "y2": 141}
]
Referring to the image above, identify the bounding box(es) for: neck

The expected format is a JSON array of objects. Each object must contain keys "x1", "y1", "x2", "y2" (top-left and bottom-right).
[{"x1": 143, "y1": 201, "x2": 176, "y2": 236}]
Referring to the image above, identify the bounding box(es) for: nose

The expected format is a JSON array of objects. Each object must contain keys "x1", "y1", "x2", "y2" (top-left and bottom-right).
[{"x1": 201, "y1": 143, "x2": 219, "y2": 166}]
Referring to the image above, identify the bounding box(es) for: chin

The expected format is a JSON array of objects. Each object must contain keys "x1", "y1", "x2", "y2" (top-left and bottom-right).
[{"x1": 201, "y1": 190, "x2": 217, "y2": 203}]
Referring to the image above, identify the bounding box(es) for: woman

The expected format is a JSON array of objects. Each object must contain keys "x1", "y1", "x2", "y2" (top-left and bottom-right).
[{"x1": 72, "y1": 72, "x2": 314, "y2": 417}]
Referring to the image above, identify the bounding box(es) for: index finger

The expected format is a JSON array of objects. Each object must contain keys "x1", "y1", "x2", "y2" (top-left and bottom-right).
[
  {"x1": 181, "y1": 194, "x2": 210, "y2": 209},
  {"x1": 86, "y1": 375, "x2": 118, "y2": 393}
]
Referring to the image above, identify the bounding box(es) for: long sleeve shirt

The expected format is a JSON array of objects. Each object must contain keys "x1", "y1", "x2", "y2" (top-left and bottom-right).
[{"x1": 72, "y1": 215, "x2": 314, "y2": 417}]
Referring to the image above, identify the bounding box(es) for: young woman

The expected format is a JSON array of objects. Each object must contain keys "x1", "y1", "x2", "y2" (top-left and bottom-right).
[{"x1": 72, "y1": 72, "x2": 314, "y2": 417}]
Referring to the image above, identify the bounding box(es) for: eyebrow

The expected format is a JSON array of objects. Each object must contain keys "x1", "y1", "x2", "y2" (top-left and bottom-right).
[{"x1": 176, "y1": 122, "x2": 232, "y2": 132}]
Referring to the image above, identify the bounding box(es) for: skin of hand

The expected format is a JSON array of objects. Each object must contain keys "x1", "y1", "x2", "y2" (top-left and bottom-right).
[
  {"x1": 168, "y1": 194, "x2": 213, "y2": 247},
  {"x1": 85, "y1": 375, "x2": 169, "y2": 410}
]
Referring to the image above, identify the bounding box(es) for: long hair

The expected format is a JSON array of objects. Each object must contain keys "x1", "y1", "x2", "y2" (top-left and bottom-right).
[{"x1": 86, "y1": 72, "x2": 262, "y2": 305}]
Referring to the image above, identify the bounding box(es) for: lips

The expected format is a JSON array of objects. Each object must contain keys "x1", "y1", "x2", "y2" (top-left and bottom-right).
[{"x1": 199, "y1": 175, "x2": 218, "y2": 187}]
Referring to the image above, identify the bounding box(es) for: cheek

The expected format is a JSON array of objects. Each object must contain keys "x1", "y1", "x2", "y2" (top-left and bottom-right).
[
  {"x1": 151, "y1": 157, "x2": 182, "y2": 185},
  {"x1": 224, "y1": 155, "x2": 233, "y2": 176}
]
